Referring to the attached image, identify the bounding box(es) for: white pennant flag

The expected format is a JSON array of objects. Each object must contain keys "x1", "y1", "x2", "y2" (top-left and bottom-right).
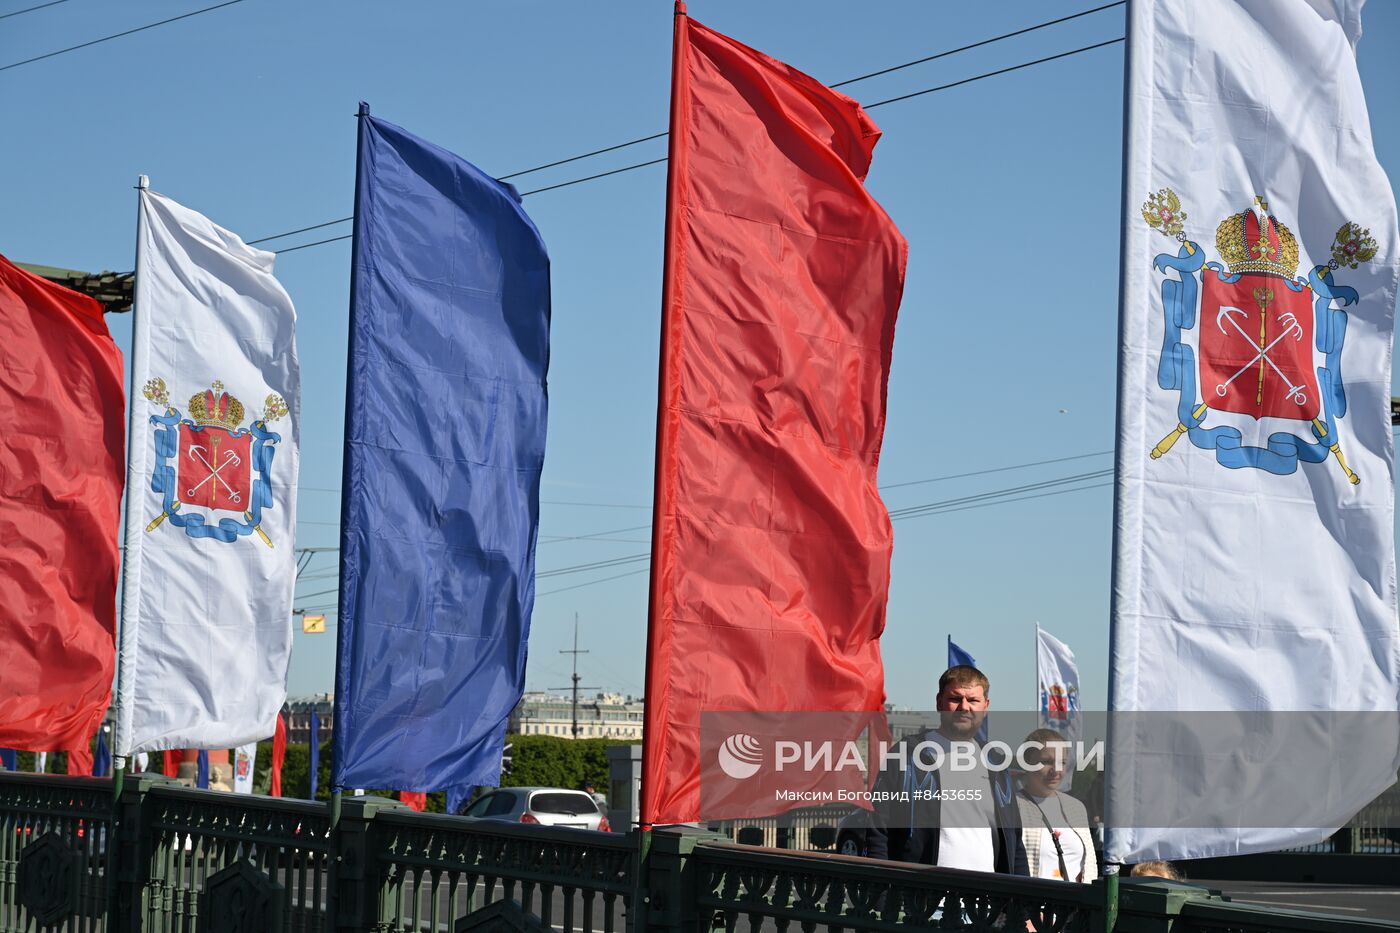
[
  {"x1": 1110, "y1": 0, "x2": 1400, "y2": 862},
  {"x1": 33, "y1": 752, "x2": 46, "y2": 774},
  {"x1": 233, "y1": 742, "x2": 257, "y2": 794},
  {"x1": 115, "y1": 186, "x2": 300, "y2": 756},
  {"x1": 1035, "y1": 624, "x2": 1080, "y2": 788}
]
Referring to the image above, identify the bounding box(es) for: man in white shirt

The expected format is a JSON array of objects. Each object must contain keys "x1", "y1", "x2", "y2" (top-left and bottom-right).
[{"x1": 865, "y1": 666, "x2": 1028, "y2": 874}]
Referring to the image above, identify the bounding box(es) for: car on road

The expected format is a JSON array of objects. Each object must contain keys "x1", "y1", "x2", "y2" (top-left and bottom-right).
[
  {"x1": 461, "y1": 787, "x2": 612, "y2": 832},
  {"x1": 834, "y1": 807, "x2": 872, "y2": 857}
]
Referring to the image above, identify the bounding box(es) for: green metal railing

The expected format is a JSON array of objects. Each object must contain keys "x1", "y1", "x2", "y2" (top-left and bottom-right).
[
  {"x1": 2, "y1": 770, "x2": 1399, "y2": 933},
  {"x1": 0, "y1": 775, "x2": 112, "y2": 932}
]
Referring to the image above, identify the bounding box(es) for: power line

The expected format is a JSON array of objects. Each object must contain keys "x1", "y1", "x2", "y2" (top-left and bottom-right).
[
  {"x1": 533, "y1": 475, "x2": 1114, "y2": 597},
  {"x1": 250, "y1": 4, "x2": 1126, "y2": 249},
  {"x1": 880, "y1": 450, "x2": 1112, "y2": 491},
  {"x1": 828, "y1": 1, "x2": 1123, "y2": 88},
  {"x1": 888, "y1": 468, "x2": 1114, "y2": 519},
  {"x1": 862, "y1": 37, "x2": 1124, "y2": 110},
  {"x1": 0, "y1": 0, "x2": 247, "y2": 73},
  {"x1": 0, "y1": 0, "x2": 71, "y2": 22},
  {"x1": 536, "y1": 567, "x2": 650, "y2": 598}
]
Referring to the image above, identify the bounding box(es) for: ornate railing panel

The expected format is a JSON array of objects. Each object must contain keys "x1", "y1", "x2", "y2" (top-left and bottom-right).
[
  {"x1": 0, "y1": 774, "x2": 113, "y2": 933},
  {"x1": 364, "y1": 810, "x2": 634, "y2": 932},
  {"x1": 131, "y1": 784, "x2": 330, "y2": 933},
  {"x1": 690, "y1": 840, "x2": 1104, "y2": 933}
]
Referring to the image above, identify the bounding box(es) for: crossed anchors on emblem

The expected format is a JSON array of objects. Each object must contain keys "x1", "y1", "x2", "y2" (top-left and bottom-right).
[{"x1": 1142, "y1": 189, "x2": 1379, "y2": 484}]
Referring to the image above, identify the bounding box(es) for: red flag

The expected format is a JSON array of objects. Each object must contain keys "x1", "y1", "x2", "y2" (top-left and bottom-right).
[
  {"x1": 0, "y1": 255, "x2": 125, "y2": 750},
  {"x1": 269, "y1": 713, "x2": 287, "y2": 797},
  {"x1": 163, "y1": 749, "x2": 180, "y2": 778},
  {"x1": 642, "y1": 8, "x2": 906, "y2": 824},
  {"x1": 66, "y1": 742, "x2": 93, "y2": 777},
  {"x1": 399, "y1": 791, "x2": 427, "y2": 812}
]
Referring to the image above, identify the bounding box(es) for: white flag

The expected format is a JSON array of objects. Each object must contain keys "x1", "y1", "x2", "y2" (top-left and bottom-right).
[
  {"x1": 115, "y1": 188, "x2": 300, "y2": 756},
  {"x1": 1035, "y1": 624, "x2": 1080, "y2": 788},
  {"x1": 1110, "y1": 0, "x2": 1400, "y2": 862},
  {"x1": 233, "y1": 742, "x2": 257, "y2": 794},
  {"x1": 33, "y1": 752, "x2": 45, "y2": 774}
]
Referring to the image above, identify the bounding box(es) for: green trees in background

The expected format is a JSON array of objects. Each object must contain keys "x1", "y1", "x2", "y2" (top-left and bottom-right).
[{"x1": 9, "y1": 734, "x2": 639, "y2": 815}]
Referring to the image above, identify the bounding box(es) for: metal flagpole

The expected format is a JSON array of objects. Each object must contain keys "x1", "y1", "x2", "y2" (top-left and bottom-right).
[
  {"x1": 1103, "y1": 0, "x2": 1140, "y2": 927},
  {"x1": 640, "y1": 0, "x2": 689, "y2": 835},
  {"x1": 111, "y1": 173, "x2": 151, "y2": 803},
  {"x1": 329, "y1": 100, "x2": 372, "y2": 832}
]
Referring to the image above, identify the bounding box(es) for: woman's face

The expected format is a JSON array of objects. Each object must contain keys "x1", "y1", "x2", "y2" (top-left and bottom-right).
[{"x1": 1022, "y1": 750, "x2": 1066, "y2": 796}]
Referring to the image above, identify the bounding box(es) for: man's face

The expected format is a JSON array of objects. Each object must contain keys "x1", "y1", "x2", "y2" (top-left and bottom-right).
[{"x1": 935, "y1": 682, "x2": 989, "y2": 739}]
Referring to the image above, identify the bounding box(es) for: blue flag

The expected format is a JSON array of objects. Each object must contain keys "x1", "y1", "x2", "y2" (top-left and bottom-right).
[
  {"x1": 196, "y1": 750, "x2": 209, "y2": 789},
  {"x1": 309, "y1": 708, "x2": 320, "y2": 800},
  {"x1": 332, "y1": 105, "x2": 550, "y2": 797},
  {"x1": 947, "y1": 636, "x2": 976, "y2": 670},
  {"x1": 92, "y1": 731, "x2": 110, "y2": 777},
  {"x1": 0, "y1": 748, "x2": 15, "y2": 771}
]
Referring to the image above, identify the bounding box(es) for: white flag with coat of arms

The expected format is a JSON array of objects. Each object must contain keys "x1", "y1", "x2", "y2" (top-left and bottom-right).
[
  {"x1": 1110, "y1": 0, "x2": 1400, "y2": 863},
  {"x1": 115, "y1": 187, "x2": 300, "y2": 757},
  {"x1": 1035, "y1": 624, "x2": 1080, "y2": 788}
]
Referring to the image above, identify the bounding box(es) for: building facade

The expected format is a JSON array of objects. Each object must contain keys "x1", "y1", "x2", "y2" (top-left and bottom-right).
[{"x1": 508, "y1": 691, "x2": 644, "y2": 740}]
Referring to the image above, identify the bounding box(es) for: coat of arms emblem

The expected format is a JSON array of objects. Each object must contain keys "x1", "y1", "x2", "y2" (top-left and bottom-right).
[
  {"x1": 1143, "y1": 191, "x2": 1378, "y2": 483},
  {"x1": 141, "y1": 378, "x2": 288, "y2": 545}
]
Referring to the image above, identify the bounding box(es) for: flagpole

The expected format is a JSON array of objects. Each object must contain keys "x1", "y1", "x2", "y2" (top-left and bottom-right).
[
  {"x1": 1104, "y1": 0, "x2": 1139, "y2": 926},
  {"x1": 111, "y1": 173, "x2": 151, "y2": 804},
  {"x1": 329, "y1": 101, "x2": 372, "y2": 831},
  {"x1": 640, "y1": 0, "x2": 689, "y2": 834}
]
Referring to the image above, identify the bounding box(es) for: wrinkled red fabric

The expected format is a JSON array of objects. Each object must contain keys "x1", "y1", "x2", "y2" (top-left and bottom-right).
[
  {"x1": 163, "y1": 749, "x2": 179, "y2": 778},
  {"x1": 399, "y1": 791, "x2": 427, "y2": 812},
  {"x1": 0, "y1": 254, "x2": 124, "y2": 750},
  {"x1": 642, "y1": 12, "x2": 907, "y2": 824},
  {"x1": 66, "y1": 741, "x2": 93, "y2": 776},
  {"x1": 270, "y1": 713, "x2": 287, "y2": 797}
]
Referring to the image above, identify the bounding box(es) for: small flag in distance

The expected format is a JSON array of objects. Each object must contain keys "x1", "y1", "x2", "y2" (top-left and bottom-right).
[{"x1": 302, "y1": 614, "x2": 326, "y2": 634}]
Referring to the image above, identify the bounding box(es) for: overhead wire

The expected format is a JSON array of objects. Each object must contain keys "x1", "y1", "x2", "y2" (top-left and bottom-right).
[
  {"x1": 0, "y1": 0, "x2": 248, "y2": 72},
  {"x1": 0, "y1": 0, "x2": 72, "y2": 22},
  {"x1": 242, "y1": 3, "x2": 1126, "y2": 250}
]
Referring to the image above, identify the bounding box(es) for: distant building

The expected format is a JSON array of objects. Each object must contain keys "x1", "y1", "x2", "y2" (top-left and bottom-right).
[
  {"x1": 286, "y1": 695, "x2": 334, "y2": 746},
  {"x1": 509, "y1": 691, "x2": 644, "y2": 740}
]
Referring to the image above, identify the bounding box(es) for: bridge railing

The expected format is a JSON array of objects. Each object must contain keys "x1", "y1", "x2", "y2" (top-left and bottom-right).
[{"x1": 2, "y1": 770, "x2": 1398, "y2": 933}]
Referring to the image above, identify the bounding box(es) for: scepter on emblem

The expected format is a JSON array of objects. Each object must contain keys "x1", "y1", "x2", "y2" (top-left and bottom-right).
[{"x1": 1142, "y1": 189, "x2": 1373, "y2": 485}]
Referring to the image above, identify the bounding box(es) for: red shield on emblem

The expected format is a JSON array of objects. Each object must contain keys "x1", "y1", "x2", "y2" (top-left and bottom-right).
[
  {"x1": 178, "y1": 425, "x2": 252, "y2": 512},
  {"x1": 1199, "y1": 272, "x2": 1319, "y2": 421}
]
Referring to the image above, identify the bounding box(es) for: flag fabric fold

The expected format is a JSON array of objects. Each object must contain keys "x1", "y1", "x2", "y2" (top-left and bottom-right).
[
  {"x1": 269, "y1": 713, "x2": 286, "y2": 797},
  {"x1": 115, "y1": 188, "x2": 300, "y2": 756},
  {"x1": 308, "y1": 708, "x2": 320, "y2": 799},
  {"x1": 643, "y1": 13, "x2": 907, "y2": 824},
  {"x1": 332, "y1": 107, "x2": 550, "y2": 797},
  {"x1": 66, "y1": 742, "x2": 92, "y2": 776},
  {"x1": 1110, "y1": 0, "x2": 1400, "y2": 862},
  {"x1": 0, "y1": 254, "x2": 124, "y2": 751}
]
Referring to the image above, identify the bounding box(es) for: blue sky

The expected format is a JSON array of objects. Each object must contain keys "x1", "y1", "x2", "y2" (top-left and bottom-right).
[{"x1": 4, "y1": 0, "x2": 1399, "y2": 713}]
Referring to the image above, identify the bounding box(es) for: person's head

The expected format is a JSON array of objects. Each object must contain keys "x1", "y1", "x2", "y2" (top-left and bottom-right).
[
  {"x1": 935, "y1": 665, "x2": 990, "y2": 740},
  {"x1": 1129, "y1": 861, "x2": 1181, "y2": 881},
  {"x1": 1019, "y1": 728, "x2": 1070, "y2": 796},
  {"x1": 583, "y1": 782, "x2": 596, "y2": 793}
]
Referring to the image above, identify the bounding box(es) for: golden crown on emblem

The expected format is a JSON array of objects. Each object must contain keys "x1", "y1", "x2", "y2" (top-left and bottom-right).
[
  {"x1": 188, "y1": 380, "x2": 246, "y2": 430},
  {"x1": 1215, "y1": 196, "x2": 1300, "y2": 277}
]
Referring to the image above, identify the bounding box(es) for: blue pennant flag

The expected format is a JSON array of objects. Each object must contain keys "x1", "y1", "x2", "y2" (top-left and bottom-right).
[
  {"x1": 947, "y1": 636, "x2": 976, "y2": 670},
  {"x1": 196, "y1": 750, "x2": 209, "y2": 789},
  {"x1": 332, "y1": 105, "x2": 550, "y2": 798},
  {"x1": 92, "y1": 731, "x2": 110, "y2": 778},
  {"x1": 309, "y1": 708, "x2": 321, "y2": 800},
  {"x1": 0, "y1": 749, "x2": 15, "y2": 771}
]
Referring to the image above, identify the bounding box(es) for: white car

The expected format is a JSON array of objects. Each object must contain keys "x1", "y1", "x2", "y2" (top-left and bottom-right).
[{"x1": 461, "y1": 787, "x2": 612, "y2": 832}]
